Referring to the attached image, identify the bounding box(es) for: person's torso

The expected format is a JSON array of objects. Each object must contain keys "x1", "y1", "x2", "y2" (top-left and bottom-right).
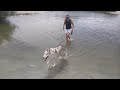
[{"x1": 66, "y1": 19, "x2": 71, "y2": 29}]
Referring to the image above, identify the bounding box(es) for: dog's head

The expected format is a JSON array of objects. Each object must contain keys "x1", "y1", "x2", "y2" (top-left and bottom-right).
[{"x1": 43, "y1": 49, "x2": 50, "y2": 59}]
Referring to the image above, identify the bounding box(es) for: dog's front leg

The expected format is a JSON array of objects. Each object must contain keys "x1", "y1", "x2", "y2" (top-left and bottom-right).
[{"x1": 47, "y1": 58, "x2": 50, "y2": 64}]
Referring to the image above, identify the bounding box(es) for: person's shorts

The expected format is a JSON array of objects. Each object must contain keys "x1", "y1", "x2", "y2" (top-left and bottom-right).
[{"x1": 65, "y1": 29, "x2": 72, "y2": 34}]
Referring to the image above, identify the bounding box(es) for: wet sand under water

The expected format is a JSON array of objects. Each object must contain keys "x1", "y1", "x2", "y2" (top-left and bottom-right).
[{"x1": 0, "y1": 11, "x2": 120, "y2": 79}]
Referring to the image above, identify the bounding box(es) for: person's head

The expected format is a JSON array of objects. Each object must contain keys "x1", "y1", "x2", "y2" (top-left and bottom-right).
[{"x1": 66, "y1": 14, "x2": 70, "y2": 19}]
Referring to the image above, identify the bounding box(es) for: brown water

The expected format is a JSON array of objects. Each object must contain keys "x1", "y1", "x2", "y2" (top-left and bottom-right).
[{"x1": 0, "y1": 11, "x2": 120, "y2": 79}]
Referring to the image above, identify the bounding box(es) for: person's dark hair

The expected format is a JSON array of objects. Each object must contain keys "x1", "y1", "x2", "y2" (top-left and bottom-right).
[
  {"x1": 66, "y1": 14, "x2": 69, "y2": 17},
  {"x1": 66, "y1": 14, "x2": 69, "y2": 16}
]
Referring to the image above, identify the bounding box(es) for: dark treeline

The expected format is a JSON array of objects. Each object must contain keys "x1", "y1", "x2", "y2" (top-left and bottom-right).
[{"x1": 0, "y1": 11, "x2": 16, "y2": 19}]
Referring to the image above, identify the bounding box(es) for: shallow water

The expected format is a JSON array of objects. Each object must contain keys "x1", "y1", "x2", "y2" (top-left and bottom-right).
[{"x1": 0, "y1": 11, "x2": 120, "y2": 79}]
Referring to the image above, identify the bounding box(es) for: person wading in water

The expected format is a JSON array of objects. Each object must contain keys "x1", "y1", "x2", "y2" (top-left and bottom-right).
[{"x1": 63, "y1": 15, "x2": 74, "y2": 44}]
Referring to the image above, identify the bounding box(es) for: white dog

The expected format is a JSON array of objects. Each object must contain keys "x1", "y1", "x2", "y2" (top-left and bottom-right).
[{"x1": 43, "y1": 45, "x2": 67, "y2": 67}]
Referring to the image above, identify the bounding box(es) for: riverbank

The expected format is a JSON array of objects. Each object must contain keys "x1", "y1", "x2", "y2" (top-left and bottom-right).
[
  {"x1": 14, "y1": 11, "x2": 39, "y2": 15},
  {"x1": 14, "y1": 11, "x2": 120, "y2": 16},
  {"x1": 106, "y1": 11, "x2": 120, "y2": 15}
]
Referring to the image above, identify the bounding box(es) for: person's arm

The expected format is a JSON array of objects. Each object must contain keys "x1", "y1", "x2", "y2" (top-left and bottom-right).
[
  {"x1": 70, "y1": 19, "x2": 74, "y2": 35},
  {"x1": 70, "y1": 19, "x2": 74, "y2": 29},
  {"x1": 63, "y1": 19, "x2": 66, "y2": 30}
]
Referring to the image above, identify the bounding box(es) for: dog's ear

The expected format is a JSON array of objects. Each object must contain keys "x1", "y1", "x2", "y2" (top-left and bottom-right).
[
  {"x1": 46, "y1": 48, "x2": 49, "y2": 51},
  {"x1": 48, "y1": 49, "x2": 50, "y2": 52}
]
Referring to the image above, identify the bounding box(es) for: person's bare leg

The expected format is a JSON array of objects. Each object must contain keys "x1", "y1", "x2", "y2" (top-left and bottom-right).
[
  {"x1": 68, "y1": 33, "x2": 70, "y2": 44},
  {"x1": 69, "y1": 33, "x2": 70, "y2": 40},
  {"x1": 69, "y1": 30, "x2": 72, "y2": 40},
  {"x1": 67, "y1": 33, "x2": 70, "y2": 44},
  {"x1": 66, "y1": 33, "x2": 68, "y2": 44}
]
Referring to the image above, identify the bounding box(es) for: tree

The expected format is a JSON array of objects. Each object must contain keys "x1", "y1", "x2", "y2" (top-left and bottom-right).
[
  {"x1": 0, "y1": 11, "x2": 16, "y2": 19},
  {"x1": 0, "y1": 11, "x2": 16, "y2": 44}
]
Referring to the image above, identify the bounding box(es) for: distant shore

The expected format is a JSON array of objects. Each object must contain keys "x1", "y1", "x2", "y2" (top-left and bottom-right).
[
  {"x1": 106, "y1": 11, "x2": 120, "y2": 15},
  {"x1": 14, "y1": 11, "x2": 39, "y2": 15}
]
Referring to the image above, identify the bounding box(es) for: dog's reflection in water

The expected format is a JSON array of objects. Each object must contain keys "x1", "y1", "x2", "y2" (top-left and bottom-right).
[{"x1": 44, "y1": 59, "x2": 68, "y2": 79}]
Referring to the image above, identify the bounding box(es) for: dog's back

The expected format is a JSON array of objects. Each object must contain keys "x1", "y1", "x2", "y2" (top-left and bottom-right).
[{"x1": 57, "y1": 45, "x2": 67, "y2": 58}]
